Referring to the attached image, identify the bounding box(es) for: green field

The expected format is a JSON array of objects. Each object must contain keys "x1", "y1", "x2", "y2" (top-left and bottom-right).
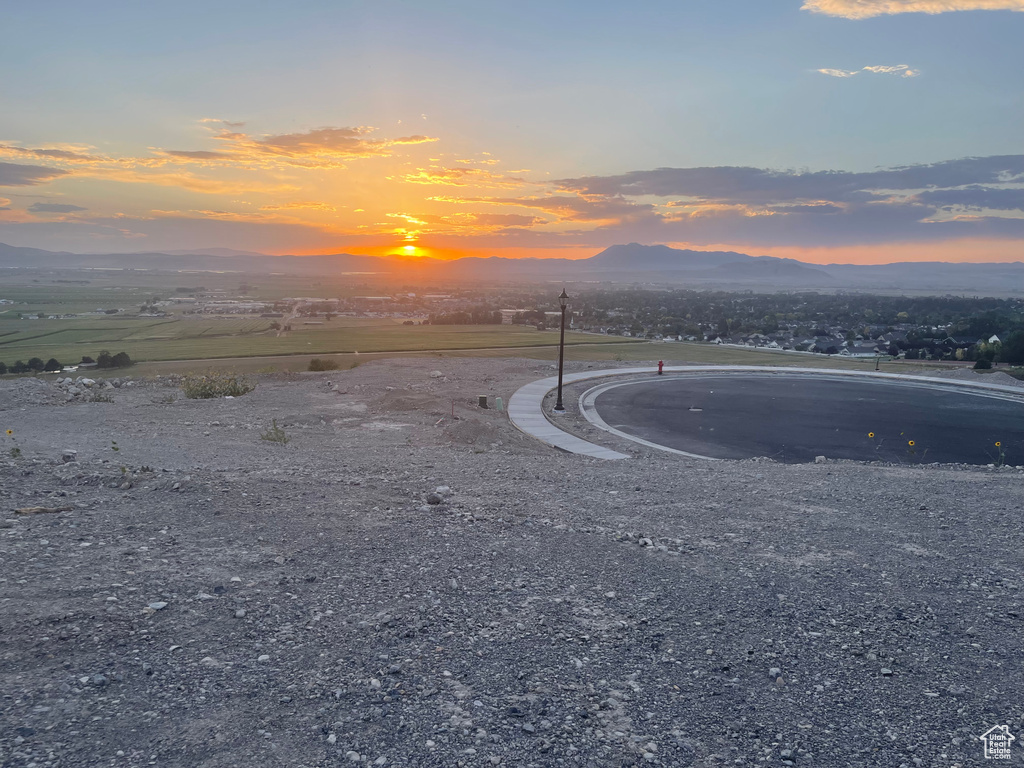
[
  {"x1": 118, "y1": 338, "x2": 932, "y2": 377},
  {"x1": 0, "y1": 314, "x2": 634, "y2": 367}
]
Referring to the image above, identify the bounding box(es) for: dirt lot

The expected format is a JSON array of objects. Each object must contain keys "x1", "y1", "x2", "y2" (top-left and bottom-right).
[{"x1": 1, "y1": 358, "x2": 1022, "y2": 768}]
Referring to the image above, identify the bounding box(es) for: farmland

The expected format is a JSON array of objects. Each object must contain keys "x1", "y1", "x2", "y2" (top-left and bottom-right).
[
  {"x1": 0, "y1": 270, "x2": 948, "y2": 375},
  {"x1": 0, "y1": 314, "x2": 631, "y2": 368}
]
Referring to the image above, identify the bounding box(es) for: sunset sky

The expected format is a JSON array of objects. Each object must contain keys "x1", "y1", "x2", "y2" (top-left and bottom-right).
[{"x1": 1, "y1": 0, "x2": 1022, "y2": 264}]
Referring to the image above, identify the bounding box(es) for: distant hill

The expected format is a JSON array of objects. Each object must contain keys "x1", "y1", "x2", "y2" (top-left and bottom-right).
[
  {"x1": 588, "y1": 243, "x2": 758, "y2": 271},
  {"x1": 1, "y1": 240, "x2": 1021, "y2": 295}
]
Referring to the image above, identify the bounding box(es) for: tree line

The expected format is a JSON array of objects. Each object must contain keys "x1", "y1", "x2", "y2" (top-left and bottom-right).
[
  {"x1": 0, "y1": 350, "x2": 133, "y2": 375},
  {"x1": 425, "y1": 309, "x2": 502, "y2": 325}
]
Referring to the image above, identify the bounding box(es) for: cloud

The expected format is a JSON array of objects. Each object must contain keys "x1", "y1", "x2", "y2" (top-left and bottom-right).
[
  {"x1": 818, "y1": 64, "x2": 920, "y2": 77},
  {"x1": 200, "y1": 118, "x2": 246, "y2": 128},
  {"x1": 802, "y1": 0, "x2": 1024, "y2": 18},
  {"x1": 202, "y1": 126, "x2": 439, "y2": 168},
  {"x1": 555, "y1": 155, "x2": 1024, "y2": 205},
  {"x1": 0, "y1": 162, "x2": 70, "y2": 187},
  {"x1": 435, "y1": 154, "x2": 1024, "y2": 249},
  {"x1": 1, "y1": 121, "x2": 441, "y2": 204},
  {"x1": 439, "y1": 194, "x2": 660, "y2": 225},
  {"x1": 260, "y1": 201, "x2": 337, "y2": 212},
  {"x1": 0, "y1": 144, "x2": 99, "y2": 163},
  {"x1": 392, "y1": 212, "x2": 548, "y2": 232},
  {"x1": 915, "y1": 185, "x2": 1024, "y2": 210},
  {"x1": 157, "y1": 149, "x2": 236, "y2": 162},
  {"x1": 28, "y1": 202, "x2": 88, "y2": 213},
  {"x1": 401, "y1": 166, "x2": 527, "y2": 188},
  {"x1": 769, "y1": 203, "x2": 845, "y2": 214}
]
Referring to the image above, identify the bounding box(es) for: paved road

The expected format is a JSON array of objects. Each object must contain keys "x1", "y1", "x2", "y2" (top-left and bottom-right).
[{"x1": 593, "y1": 373, "x2": 1024, "y2": 464}]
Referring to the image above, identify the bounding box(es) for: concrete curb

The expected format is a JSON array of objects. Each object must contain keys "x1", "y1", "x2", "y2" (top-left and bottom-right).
[{"x1": 508, "y1": 365, "x2": 1024, "y2": 460}]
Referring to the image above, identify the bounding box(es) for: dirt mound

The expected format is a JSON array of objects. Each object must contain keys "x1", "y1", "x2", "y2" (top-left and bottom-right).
[
  {"x1": 375, "y1": 390, "x2": 447, "y2": 414},
  {"x1": 442, "y1": 414, "x2": 503, "y2": 446},
  {"x1": 921, "y1": 368, "x2": 1024, "y2": 388}
]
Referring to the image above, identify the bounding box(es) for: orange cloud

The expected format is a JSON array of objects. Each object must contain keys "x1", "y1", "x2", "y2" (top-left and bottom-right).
[
  {"x1": 401, "y1": 166, "x2": 527, "y2": 188},
  {"x1": 260, "y1": 201, "x2": 337, "y2": 212},
  {"x1": 204, "y1": 126, "x2": 438, "y2": 168},
  {"x1": 0, "y1": 143, "x2": 99, "y2": 163},
  {"x1": 381, "y1": 211, "x2": 548, "y2": 236}
]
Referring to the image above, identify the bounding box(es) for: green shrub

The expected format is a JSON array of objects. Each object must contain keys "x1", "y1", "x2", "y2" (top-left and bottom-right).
[
  {"x1": 973, "y1": 359, "x2": 992, "y2": 370},
  {"x1": 308, "y1": 357, "x2": 340, "y2": 371},
  {"x1": 181, "y1": 371, "x2": 255, "y2": 399},
  {"x1": 260, "y1": 419, "x2": 289, "y2": 445}
]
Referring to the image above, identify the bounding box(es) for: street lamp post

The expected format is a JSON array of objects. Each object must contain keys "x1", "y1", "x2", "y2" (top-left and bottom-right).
[{"x1": 554, "y1": 288, "x2": 569, "y2": 412}]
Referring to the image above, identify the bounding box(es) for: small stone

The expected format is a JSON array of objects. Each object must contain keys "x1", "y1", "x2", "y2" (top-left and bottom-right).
[
  {"x1": 327, "y1": 733, "x2": 337, "y2": 745},
  {"x1": 604, "y1": 591, "x2": 616, "y2": 599},
  {"x1": 61, "y1": 450, "x2": 78, "y2": 463},
  {"x1": 769, "y1": 667, "x2": 782, "y2": 679},
  {"x1": 234, "y1": 609, "x2": 247, "y2": 619},
  {"x1": 257, "y1": 654, "x2": 271, "y2": 662},
  {"x1": 814, "y1": 455, "x2": 826, "y2": 464},
  {"x1": 435, "y1": 485, "x2": 451, "y2": 496},
  {"x1": 90, "y1": 674, "x2": 108, "y2": 687},
  {"x1": 522, "y1": 723, "x2": 536, "y2": 733},
  {"x1": 148, "y1": 601, "x2": 168, "y2": 611},
  {"x1": 345, "y1": 751, "x2": 360, "y2": 762},
  {"x1": 429, "y1": 370, "x2": 443, "y2": 378},
  {"x1": 425, "y1": 492, "x2": 443, "y2": 505},
  {"x1": 881, "y1": 667, "x2": 894, "y2": 676}
]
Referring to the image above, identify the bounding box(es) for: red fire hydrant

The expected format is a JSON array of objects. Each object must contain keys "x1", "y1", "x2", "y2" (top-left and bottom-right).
[{"x1": 658, "y1": 360, "x2": 664, "y2": 375}]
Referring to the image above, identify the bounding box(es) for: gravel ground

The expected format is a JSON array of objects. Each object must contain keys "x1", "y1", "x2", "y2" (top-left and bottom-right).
[{"x1": 1, "y1": 358, "x2": 1022, "y2": 768}]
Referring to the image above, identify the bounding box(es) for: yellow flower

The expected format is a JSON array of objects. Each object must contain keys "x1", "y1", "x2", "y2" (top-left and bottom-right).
[
  {"x1": 908, "y1": 440, "x2": 915, "y2": 447},
  {"x1": 995, "y1": 441, "x2": 1002, "y2": 447},
  {"x1": 5, "y1": 429, "x2": 12, "y2": 436},
  {"x1": 868, "y1": 432, "x2": 874, "y2": 438}
]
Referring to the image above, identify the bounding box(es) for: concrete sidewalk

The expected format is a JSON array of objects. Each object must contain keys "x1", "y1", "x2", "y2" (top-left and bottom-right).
[{"x1": 507, "y1": 365, "x2": 1024, "y2": 460}]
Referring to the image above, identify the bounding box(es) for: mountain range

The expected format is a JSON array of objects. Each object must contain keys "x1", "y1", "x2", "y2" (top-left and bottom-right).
[{"x1": 1, "y1": 241, "x2": 1022, "y2": 296}]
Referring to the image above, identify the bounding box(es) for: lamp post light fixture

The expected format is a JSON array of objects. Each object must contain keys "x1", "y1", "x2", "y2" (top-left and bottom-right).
[{"x1": 554, "y1": 288, "x2": 569, "y2": 412}]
